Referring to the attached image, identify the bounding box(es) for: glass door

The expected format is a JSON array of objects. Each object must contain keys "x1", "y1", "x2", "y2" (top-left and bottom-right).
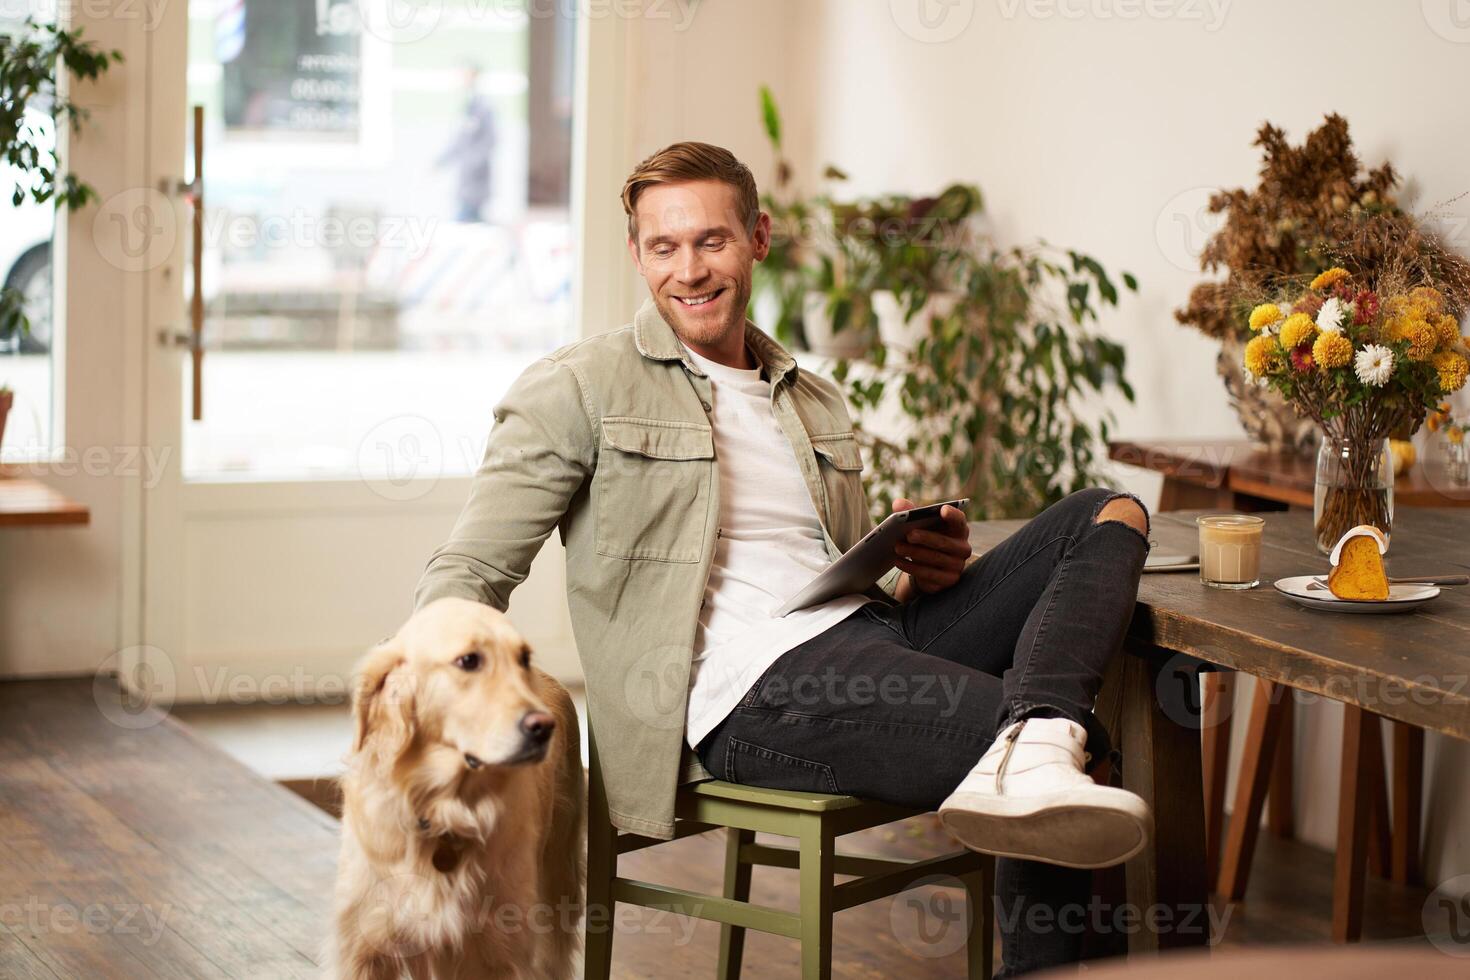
[
  {"x1": 183, "y1": 0, "x2": 576, "y2": 480},
  {"x1": 140, "y1": 0, "x2": 584, "y2": 702}
]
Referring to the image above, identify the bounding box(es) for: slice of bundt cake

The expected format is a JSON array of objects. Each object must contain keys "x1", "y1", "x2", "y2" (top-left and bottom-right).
[{"x1": 1327, "y1": 525, "x2": 1389, "y2": 600}]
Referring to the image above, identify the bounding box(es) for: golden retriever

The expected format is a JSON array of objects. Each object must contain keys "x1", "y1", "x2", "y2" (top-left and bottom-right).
[{"x1": 330, "y1": 597, "x2": 584, "y2": 980}]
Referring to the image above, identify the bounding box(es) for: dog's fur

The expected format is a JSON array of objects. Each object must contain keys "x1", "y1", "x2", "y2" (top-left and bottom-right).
[{"x1": 330, "y1": 598, "x2": 584, "y2": 980}]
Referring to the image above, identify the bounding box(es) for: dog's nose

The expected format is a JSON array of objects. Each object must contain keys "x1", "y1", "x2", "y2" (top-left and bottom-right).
[{"x1": 519, "y1": 711, "x2": 556, "y2": 744}]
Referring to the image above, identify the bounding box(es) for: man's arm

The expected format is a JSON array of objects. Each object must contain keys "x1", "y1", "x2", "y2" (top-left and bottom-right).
[{"x1": 414, "y1": 356, "x2": 595, "y2": 612}]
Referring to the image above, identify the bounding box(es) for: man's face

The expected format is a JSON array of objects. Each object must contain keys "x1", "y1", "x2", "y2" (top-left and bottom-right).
[{"x1": 627, "y1": 179, "x2": 770, "y2": 349}]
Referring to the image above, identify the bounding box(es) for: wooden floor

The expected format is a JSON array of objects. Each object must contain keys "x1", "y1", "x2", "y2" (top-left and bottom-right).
[
  {"x1": 0, "y1": 680, "x2": 338, "y2": 979},
  {"x1": 1, "y1": 679, "x2": 1452, "y2": 978}
]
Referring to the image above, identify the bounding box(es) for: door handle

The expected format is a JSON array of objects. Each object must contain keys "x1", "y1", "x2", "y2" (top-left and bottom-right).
[{"x1": 157, "y1": 106, "x2": 206, "y2": 419}]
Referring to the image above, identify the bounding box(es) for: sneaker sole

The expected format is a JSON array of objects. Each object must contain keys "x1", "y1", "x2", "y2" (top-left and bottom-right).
[{"x1": 937, "y1": 789, "x2": 1151, "y2": 869}]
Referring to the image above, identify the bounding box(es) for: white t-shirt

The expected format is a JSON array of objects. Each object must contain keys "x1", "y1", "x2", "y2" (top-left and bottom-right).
[{"x1": 682, "y1": 342, "x2": 876, "y2": 748}]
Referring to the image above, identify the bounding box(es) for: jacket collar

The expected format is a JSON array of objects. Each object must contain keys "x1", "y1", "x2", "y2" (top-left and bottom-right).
[{"x1": 632, "y1": 296, "x2": 799, "y2": 385}]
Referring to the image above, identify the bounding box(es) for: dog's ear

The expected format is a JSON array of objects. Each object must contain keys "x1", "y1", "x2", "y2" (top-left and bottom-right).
[{"x1": 352, "y1": 637, "x2": 414, "y2": 756}]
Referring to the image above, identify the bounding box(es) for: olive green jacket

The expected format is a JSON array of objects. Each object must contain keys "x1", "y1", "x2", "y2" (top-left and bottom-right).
[{"x1": 414, "y1": 298, "x2": 898, "y2": 838}]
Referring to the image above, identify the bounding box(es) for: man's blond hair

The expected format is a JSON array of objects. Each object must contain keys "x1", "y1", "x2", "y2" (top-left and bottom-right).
[{"x1": 621, "y1": 141, "x2": 760, "y2": 244}]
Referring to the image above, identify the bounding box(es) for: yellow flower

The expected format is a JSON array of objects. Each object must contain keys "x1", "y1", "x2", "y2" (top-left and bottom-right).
[
  {"x1": 1383, "y1": 295, "x2": 1412, "y2": 318},
  {"x1": 1312, "y1": 331, "x2": 1353, "y2": 370},
  {"x1": 1279, "y1": 313, "x2": 1317, "y2": 349},
  {"x1": 1451, "y1": 427, "x2": 1466, "y2": 445},
  {"x1": 1437, "y1": 313, "x2": 1462, "y2": 350},
  {"x1": 1310, "y1": 267, "x2": 1350, "y2": 290},
  {"x1": 1410, "y1": 286, "x2": 1445, "y2": 317},
  {"x1": 1244, "y1": 334, "x2": 1281, "y2": 376},
  {"x1": 1248, "y1": 303, "x2": 1282, "y2": 331},
  {"x1": 1434, "y1": 351, "x2": 1469, "y2": 393},
  {"x1": 1405, "y1": 319, "x2": 1438, "y2": 361}
]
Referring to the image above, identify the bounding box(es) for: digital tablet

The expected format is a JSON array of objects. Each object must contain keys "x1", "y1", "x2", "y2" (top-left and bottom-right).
[{"x1": 773, "y1": 498, "x2": 970, "y2": 617}]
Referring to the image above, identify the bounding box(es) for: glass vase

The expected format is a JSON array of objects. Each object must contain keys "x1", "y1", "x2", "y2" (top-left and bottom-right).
[
  {"x1": 1448, "y1": 439, "x2": 1470, "y2": 487},
  {"x1": 1313, "y1": 435, "x2": 1393, "y2": 555}
]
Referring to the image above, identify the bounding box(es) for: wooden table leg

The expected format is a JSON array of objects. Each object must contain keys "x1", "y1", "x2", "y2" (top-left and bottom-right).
[
  {"x1": 1360, "y1": 714, "x2": 1392, "y2": 879},
  {"x1": 1333, "y1": 706, "x2": 1377, "y2": 943},
  {"x1": 1200, "y1": 671, "x2": 1235, "y2": 882},
  {"x1": 1391, "y1": 722, "x2": 1424, "y2": 886},
  {"x1": 1120, "y1": 646, "x2": 1210, "y2": 954},
  {"x1": 1267, "y1": 694, "x2": 1294, "y2": 838},
  {"x1": 1217, "y1": 679, "x2": 1289, "y2": 900}
]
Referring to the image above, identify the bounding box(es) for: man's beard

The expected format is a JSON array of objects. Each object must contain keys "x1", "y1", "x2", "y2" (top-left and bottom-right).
[{"x1": 653, "y1": 281, "x2": 749, "y2": 348}]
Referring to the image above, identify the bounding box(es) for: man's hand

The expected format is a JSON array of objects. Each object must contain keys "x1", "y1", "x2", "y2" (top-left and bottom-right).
[{"x1": 890, "y1": 498, "x2": 973, "y2": 602}]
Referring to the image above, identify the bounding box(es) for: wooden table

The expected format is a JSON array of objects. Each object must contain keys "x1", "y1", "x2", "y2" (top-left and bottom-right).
[
  {"x1": 0, "y1": 679, "x2": 336, "y2": 977},
  {"x1": 1109, "y1": 438, "x2": 1470, "y2": 511},
  {"x1": 0, "y1": 472, "x2": 90, "y2": 526},
  {"x1": 969, "y1": 508, "x2": 1470, "y2": 953}
]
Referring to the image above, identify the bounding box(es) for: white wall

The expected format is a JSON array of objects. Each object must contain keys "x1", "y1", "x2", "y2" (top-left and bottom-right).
[{"x1": 783, "y1": 0, "x2": 1470, "y2": 894}]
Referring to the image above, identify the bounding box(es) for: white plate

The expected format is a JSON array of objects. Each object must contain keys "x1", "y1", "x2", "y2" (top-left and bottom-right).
[{"x1": 1272, "y1": 575, "x2": 1440, "y2": 614}]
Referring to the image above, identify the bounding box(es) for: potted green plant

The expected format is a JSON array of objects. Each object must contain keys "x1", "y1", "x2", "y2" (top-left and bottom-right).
[
  {"x1": 1, "y1": 17, "x2": 122, "y2": 451},
  {"x1": 750, "y1": 88, "x2": 1137, "y2": 521}
]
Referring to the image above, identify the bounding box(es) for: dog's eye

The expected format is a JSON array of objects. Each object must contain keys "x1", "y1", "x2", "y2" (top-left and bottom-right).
[
  {"x1": 453, "y1": 652, "x2": 482, "y2": 672},
  {"x1": 519, "y1": 644, "x2": 532, "y2": 669}
]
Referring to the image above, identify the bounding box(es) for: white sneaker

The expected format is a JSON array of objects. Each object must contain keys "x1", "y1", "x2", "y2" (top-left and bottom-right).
[{"x1": 937, "y1": 717, "x2": 1151, "y2": 869}]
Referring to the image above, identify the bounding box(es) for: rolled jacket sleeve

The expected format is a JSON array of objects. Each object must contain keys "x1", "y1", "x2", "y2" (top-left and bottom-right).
[{"x1": 414, "y1": 355, "x2": 596, "y2": 612}]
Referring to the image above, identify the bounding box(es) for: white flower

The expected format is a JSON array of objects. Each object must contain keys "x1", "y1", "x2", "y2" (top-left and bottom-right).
[
  {"x1": 1354, "y1": 343, "x2": 1394, "y2": 386},
  {"x1": 1317, "y1": 296, "x2": 1347, "y2": 333}
]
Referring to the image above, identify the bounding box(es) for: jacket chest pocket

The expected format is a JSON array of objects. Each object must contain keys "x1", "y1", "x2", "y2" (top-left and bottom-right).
[
  {"x1": 596, "y1": 417, "x2": 715, "y2": 563},
  {"x1": 810, "y1": 430, "x2": 865, "y2": 538}
]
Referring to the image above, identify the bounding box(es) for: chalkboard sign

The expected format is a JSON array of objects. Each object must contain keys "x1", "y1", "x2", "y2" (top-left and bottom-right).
[{"x1": 220, "y1": 0, "x2": 361, "y2": 138}]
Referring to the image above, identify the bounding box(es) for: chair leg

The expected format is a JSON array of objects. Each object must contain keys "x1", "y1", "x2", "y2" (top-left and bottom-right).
[
  {"x1": 797, "y1": 814, "x2": 835, "y2": 980},
  {"x1": 585, "y1": 743, "x2": 617, "y2": 979},
  {"x1": 1333, "y1": 706, "x2": 1376, "y2": 943},
  {"x1": 961, "y1": 857, "x2": 994, "y2": 980},
  {"x1": 1391, "y1": 722, "x2": 1424, "y2": 886},
  {"x1": 718, "y1": 828, "x2": 755, "y2": 980},
  {"x1": 1217, "y1": 679, "x2": 1289, "y2": 900}
]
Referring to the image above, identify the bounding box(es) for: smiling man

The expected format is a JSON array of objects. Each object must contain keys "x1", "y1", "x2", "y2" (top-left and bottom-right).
[{"x1": 416, "y1": 141, "x2": 1155, "y2": 975}]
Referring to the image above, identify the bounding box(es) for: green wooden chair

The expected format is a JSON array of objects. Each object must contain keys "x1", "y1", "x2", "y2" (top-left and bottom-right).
[{"x1": 584, "y1": 735, "x2": 995, "y2": 979}]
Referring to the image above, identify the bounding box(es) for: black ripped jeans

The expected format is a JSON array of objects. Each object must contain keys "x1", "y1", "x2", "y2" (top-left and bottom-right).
[{"x1": 696, "y1": 487, "x2": 1152, "y2": 976}]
